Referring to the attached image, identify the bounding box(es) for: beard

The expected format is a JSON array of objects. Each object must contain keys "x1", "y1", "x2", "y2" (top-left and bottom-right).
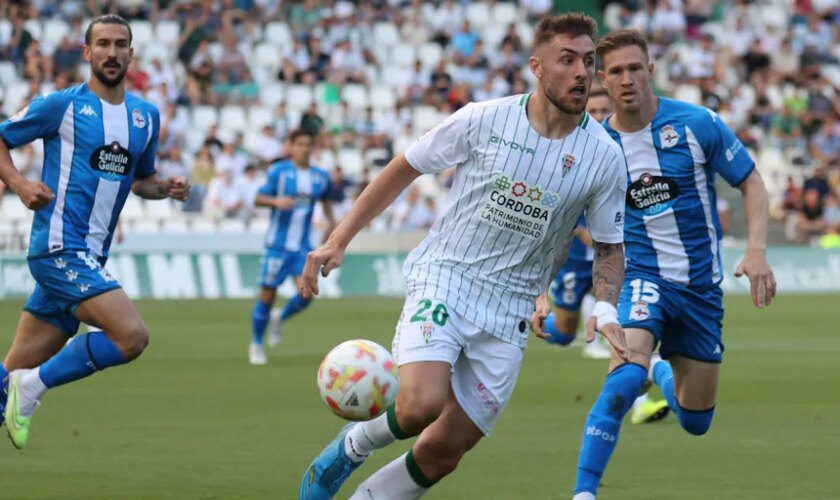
[
  {"x1": 93, "y1": 60, "x2": 128, "y2": 87},
  {"x1": 544, "y1": 85, "x2": 588, "y2": 115}
]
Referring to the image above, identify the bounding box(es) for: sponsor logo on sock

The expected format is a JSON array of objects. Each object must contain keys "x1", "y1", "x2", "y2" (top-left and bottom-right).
[{"x1": 585, "y1": 425, "x2": 616, "y2": 442}]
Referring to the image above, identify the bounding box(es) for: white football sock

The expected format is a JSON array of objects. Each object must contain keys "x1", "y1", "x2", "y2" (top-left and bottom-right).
[
  {"x1": 349, "y1": 453, "x2": 430, "y2": 500},
  {"x1": 573, "y1": 492, "x2": 596, "y2": 500},
  {"x1": 344, "y1": 412, "x2": 396, "y2": 462},
  {"x1": 632, "y1": 392, "x2": 649, "y2": 411},
  {"x1": 17, "y1": 368, "x2": 47, "y2": 416}
]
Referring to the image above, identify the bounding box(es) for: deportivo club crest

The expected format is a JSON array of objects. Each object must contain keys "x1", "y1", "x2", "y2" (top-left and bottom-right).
[
  {"x1": 132, "y1": 108, "x2": 146, "y2": 128},
  {"x1": 659, "y1": 125, "x2": 679, "y2": 149},
  {"x1": 562, "y1": 153, "x2": 576, "y2": 177}
]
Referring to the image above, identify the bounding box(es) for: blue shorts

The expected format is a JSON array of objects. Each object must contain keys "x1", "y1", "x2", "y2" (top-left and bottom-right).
[
  {"x1": 258, "y1": 249, "x2": 307, "y2": 289},
  {"x1": 549, "y1": 259, "x2": 593, "y2": 311},
  {"x1": 24, "y1": 250, "x2": 122, "y2": 336},
  {"x1": 618, "y1": 272, "x2": 724, "y2": 363}
]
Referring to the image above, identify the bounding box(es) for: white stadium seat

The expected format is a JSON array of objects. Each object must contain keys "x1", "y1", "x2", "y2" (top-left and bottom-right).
[
  {"x1": 491, "y1": 3, "x2": 519, "y2": 27},
  {"x1": 390, "y1": 44, "x2": 416, "y2": 68},
  {"x1": 341, "y1": 84, "x2": 369, "y2": 110},
  {"x1": 264, "y1": 22, "x2": 292, "y2": 47},
  {"x1": 4, "y1": 82, "x2": 30, "y2": 116},
  {"x1": 253, "y1": 42, "x2": 281, "y2": 70},
  {"x1": 219, "y1": 106, "x2": 248, "y2": 133},
  {"x1": 23, "y1": 19, "x2": 42, "y2": 41},
  {"x1": 132, "y1": 220, "x2": 160, "y2": 234},
  {"x1": 249, "y1": 217, "x2": 270, "y2": 234},
  {"x1": 41, "y1": 19, "x2": 69, "y2": 52},
  {"x1": 259, "y1": 81, "x2": 286, "y2": 108},
  {"x1": 0, "y1": 61, "x2": 17, "y2": 86},
  {"x1": 0, "y1": 196, "x2": 28, "y2": 223},
  {"x1": 369, "y1": 85, "x2": 396, "y2": 111},
  {"x1": 285, "y1": 84, "x2": 314, "y2": 111},
  {"x1": 190, "y1": 218, "x2": 217, "y2": 234},
  {"x1": 162, "y1": 219, "x2": 189, "y2": 233},
  {"x1": 336, "y1": 148, "x2": 365, "y2": 178},
  {"x1": 129, "y1": 21, "x2": 153, "y2": 49},
  {"x1": 465, "y1": 3, "x2": 491, "y2": 29},
  {"x1": 218, "y1": 219, "x2": 247, "y2": 233},
  {"x1": 191, "y1": 106, "x2": 219, "y2": 133},
  {"x1": 121, "y1": 196, "x2": 145, "y2": 222},
  {"x1": 412, "y1": 106, "x2": 443, "y2": 134},
  {"x1": 141, "y1": 43, "x2": 170, "y2": 65},
  {"x1": 417, "y1": 43, "x2": 442, "y2": 70},
  {"x1": 145, "y1": 200, "x2": 174, "y2": 221},
  {"x1": 155, "y1": 20, "x2": 180, "y2": 45},
  {"x1": 674, "y1": 84, "x2": 701, "y2": 105},
  {"x1": 248, "y1": 106, "x2": 274, "y2": 129},
  {"x1": 373, "y1": 22, "x2": 400, "y2": 47}
]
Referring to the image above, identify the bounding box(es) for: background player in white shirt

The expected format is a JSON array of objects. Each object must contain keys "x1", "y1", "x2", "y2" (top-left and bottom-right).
[{"x1": 298, "y1": 14, "x2": 630, "y2": 499}]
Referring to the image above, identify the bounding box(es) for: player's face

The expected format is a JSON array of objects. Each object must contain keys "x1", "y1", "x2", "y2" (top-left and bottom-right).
[
  {"x1": 586, "y1": 94, "x2": 612, "y2": 122},
  {"x1": 290, "y1": 135, "x2": 314, "y2": 165},
  {"x1": 531, "y1": 34, "x2": 595, "y2": 115},
  {"x1": 598, "y1": 45, "x2": 654, "y2": 115},
  {"x1": 84, "y1": 23, "x2": 133, "y2": 88}
]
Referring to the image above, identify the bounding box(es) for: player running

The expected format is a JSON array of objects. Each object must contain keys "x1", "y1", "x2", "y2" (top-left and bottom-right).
[
  {"x1": 0, "y1": 15, "x2": 189, "y2": 448},
  {"x1": 298, "y1": 14, "x2": 629, "y2": 499},
  {"x1": 543, "y1": 88, "x2": 612, "y2": 359},
  {"x1": 572, "y1": 30, "x2": 776, "y2": 500},
  {"x1": 249, "y1": 129, "x2": 336, "y2": 365}
]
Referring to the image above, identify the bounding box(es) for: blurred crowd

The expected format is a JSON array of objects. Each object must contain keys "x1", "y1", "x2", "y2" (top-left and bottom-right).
[{"x1": 0, "y1": 0, "x2": 839, "y2": 244}]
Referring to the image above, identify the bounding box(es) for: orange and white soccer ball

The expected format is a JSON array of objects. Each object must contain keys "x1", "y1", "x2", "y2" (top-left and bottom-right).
[{"x1": 317, "y1": 339, "x2": 400, "y2": 421}]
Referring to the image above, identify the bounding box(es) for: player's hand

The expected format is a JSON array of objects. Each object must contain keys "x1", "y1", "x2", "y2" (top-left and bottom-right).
[
  {"x1": 735, "y1": 249, "x2": 776, "y2": 308},
  {"x1": 16, "y1": 180, "x2": 54, "y2": 211},
  {"x1": 275, "y1": 197, "x2": 296, "y2": 210},
  {"x1": 531, "y1": 293, "x2": 551, "y2": 339},
  {"x1": 300, "y1": 241, "x2": 345, "y2": 298},
  {"x1": 586, "y1": 317, "x2": 629, "y2": 361},
  {"x1": 167, "y1": 176, "x2": 191, "y2": 201}
]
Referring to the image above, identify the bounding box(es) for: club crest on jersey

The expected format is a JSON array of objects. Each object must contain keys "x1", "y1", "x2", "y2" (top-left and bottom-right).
[
  {"x1": 10, "y1": 105, "x2": 29, "y2": 122},
  {"x1": 659, "y1": 125, "x2": 679, "y2": 149},
  {"x1": 90, "y1": 141, "x2": 132, "y2": 179},
  {"x1": 562, "y1": 153, "x2": 576, "y2": 177},
  {"x1": 627, "y1": 172, "x2": 680, "y2": 216},
  {"x1": 629, "y1": 301, "x2": 650, "y2": 321},
  {"x1": 132, "y1": 108, "x2": 146, "y2": 128},
  {"x1": 421, "y1": 323, "x2": 433, "y2": 344}
]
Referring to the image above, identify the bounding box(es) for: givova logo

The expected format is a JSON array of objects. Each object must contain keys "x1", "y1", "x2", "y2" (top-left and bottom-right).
[{"x1": 490, "y1": 135, "x2": 535, "y2": 155}]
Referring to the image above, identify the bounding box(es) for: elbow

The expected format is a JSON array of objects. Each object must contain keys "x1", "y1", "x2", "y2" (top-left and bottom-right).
[{"x1": 739, "y1": 169, "x2": 766, "y2": 195}]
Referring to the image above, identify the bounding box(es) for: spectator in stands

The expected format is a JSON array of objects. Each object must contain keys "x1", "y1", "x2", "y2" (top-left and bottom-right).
[
  {"x1": 159, "y1": 147, "x2": 190, "y2": 180},
  {"x1": 799, "y1": 187, "x2": 825, "y2": 242},
  {"x1": 125, "y1": 58, "x2": 150, "y2": 93},
  {"x1": 521, "y1": 0, "x2": 552, "y2": 22},
  {"x1": 804, "y1": 163, "x2": 832, "y2": 201},
  {"x1": 211, "y1": 71, "x2": 234, "y2": 106},
  {"x1": 219, "y1": 35, "x2": 249, "y2": 83},
  {"x1": 233, "y1": 68, "x2": 259, "y2": 105},
  {"x1": 272, "y1": 102, "x2": 292, "y2": 141},
  {"x1": 451, "y1": 20, "x2": 479, "y2": 62},
  {"x1": 148, "y1": 58, "x2": 176, "y2": 91},
  {"x1": 699, "y1": 77, "x2": 722, "y2": 112},
  {"x1": 300, "y1": 103, "x2": 324, "y2": 136},
  {"x1": 810, "y1": 116, "x2": 840, "y2": 165},
  {"x1": 216, "y1": 141, "x2": 249, "y2": 179},
  {"x1": 23, "y1": 39, "x2": 49, "y2": 84},
  {"x1": 430, "y1": 60, "x2": 453, "y2": 101},
  {"x1": 356, "y1": 107, "x2": 386, "y2": 150},
  {"x1": 306, "y1": 37, "x2": 331, "y2": 81},
  {"x1": 239, "y1": 164, "x2": 264, "y2": 215},
  {"x1": 160, "y1": 103, "x2": 188, "y2": 152},
  {"x1": 391, "y1": 184, "x2": 436, "y2": 232},
  {"x1": 823, "y1": 192, "x2": 840, "y2": 235},
  {"x1": 51, "y1": 35, "x2": 82, "y2": 81},
  {"x1": 330, "y1": 40, "x2": 367, "y2": 84},
  {"x1": 742, "y1": 38, "x2": 771, "y2": 81},
  {"x1": 8, "y1": 14, "x2": 34, "y2": 65},
  {"x1": 185, "y1": 145, "x2": 215, "y2": 213},
  {"x1": 205, "y1": 170, "x2": 247, "y2": 221},
  {"x1": 771, "y1": 104, "x2": 804, "y2": 149},
  {"x1": 204, "y1": 124, "x2": 224, "y2": 156},
  {"x1": 254, "y1": 124, "x2": 282, "y2": 163}
]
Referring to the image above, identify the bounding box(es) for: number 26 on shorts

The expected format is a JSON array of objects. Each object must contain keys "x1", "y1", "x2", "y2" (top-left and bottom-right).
[{"x1": 410, "y1": 298, "x2": 449, "y2": 326}]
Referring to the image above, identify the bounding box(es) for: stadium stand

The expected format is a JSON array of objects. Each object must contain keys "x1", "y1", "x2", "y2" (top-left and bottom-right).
[{"x1": 0, "y1": 0, "x2": 839, "y2": 250}]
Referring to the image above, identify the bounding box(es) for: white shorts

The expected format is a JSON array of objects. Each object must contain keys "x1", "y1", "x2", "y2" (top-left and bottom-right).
[{"x1": 391, "y1": 294, "x2": 525, "y2": 436}]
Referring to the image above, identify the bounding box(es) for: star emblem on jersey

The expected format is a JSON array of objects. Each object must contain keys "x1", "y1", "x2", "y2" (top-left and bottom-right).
[
  {"x1": 495, "y1": 176, "x2": 512, "y2": 190},
  {"x1": 54, "y1": 258, "x2": 68, "y2": 269},
  {"x1": 79, "y1": 104, "x2": 97, "y2": 117},
  {"x1": 511, "y1": 182, "x2": 527, "y2": 197},
  {"x1": 527, "y1": 186, "x2": 543, "y2": 202},
  {"x1": 132, "y1": 108, "x2": 146, "y2": 128},
  {"x1": 659, "y1": 125, "x2": 679, "y2": 149},
  {"x1": 562, "y1": 153, "x2": 576, "y2": 177},
  {"x1": 65, "y1": 270, "x2": 79, "y2": 282}
]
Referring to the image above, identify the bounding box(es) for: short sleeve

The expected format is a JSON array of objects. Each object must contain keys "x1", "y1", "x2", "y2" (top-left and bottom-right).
[
  {"x1": 258, "y1": 164, "x2": 281, "y2": 196},
  {"x1": 696, "y1": 110, "x2": 755, "y2": 187},
  {"x1": 404, "y1": 103, "x2": 474, "y2": 174},
  {"x1": 135, "y1": 108, "x2": 159, "y2": 180},
  {"x1": 0, "y1": 93, "x2": 69, "y2": 148},
  {"x1": 585, "y1": 151, "x2": 627, "y2": 244}
]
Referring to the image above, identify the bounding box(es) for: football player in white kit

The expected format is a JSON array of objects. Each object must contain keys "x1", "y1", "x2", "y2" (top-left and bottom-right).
[{"x1": 298, "y1": 14, "x2": 630, "y2": 500}]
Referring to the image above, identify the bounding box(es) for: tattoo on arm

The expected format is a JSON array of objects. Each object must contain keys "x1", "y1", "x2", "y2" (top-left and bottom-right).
[{"x1": 592, "y1": 241, "x2": 624, "y2": 305}]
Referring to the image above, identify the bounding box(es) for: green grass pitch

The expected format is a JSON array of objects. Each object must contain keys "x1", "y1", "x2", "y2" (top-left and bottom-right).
[{"x1": 0, "y1": 295, "x2": 838, "y2": 499}]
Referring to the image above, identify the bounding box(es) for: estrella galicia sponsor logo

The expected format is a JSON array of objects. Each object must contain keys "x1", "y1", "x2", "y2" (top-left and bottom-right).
[
  {"x1": 490, "y1": 135, "x2": 535, "y2": 155},
  {"x1": 90, "y1": 141, "x2": 132, "y2": 179},
  {"x1": 627, "y1": 172, "x2": 680, "y2": 216}
]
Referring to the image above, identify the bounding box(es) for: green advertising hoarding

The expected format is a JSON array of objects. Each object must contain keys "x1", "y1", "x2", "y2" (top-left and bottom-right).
[{"x1": 1, "y1": 247, "x2": 838, "y2": 300}]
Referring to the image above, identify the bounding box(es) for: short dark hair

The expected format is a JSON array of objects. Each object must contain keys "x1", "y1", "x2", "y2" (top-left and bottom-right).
[
  {"x1": 596, "y1": 29, "x2": 649, "y2": 61},
  {"x1": 85, "y1": 14, "x2": 132, "y2": 46},
  {"x1": 533, "y1": 13, "x2": 598, "y2": 47},
  {"x1": 289, "y1": 129, "x2": 315, "y2": 142}
]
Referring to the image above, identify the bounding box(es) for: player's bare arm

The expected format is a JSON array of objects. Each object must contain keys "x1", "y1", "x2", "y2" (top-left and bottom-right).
[
  {"x1": 734, "y1": 169, "x2": 776, "y2": 308},
  {"x1": 131, "y1": 175, "x2": 190, "y2": 201},
  {"x1": 255, "y1": 193, "x2": 295, "y2": 210},
  {"x1": 588, "y1": 241, "x2": 628, "y2": 360},
  {"x1": 320, "y1": 198, "x2": 337, "y2": 243},
  {"x1": 530, "y1": 292, "x2": 551, "y2": 339},
  {"x1": 573, "y1": 226, "x2": 594, "y2": 247},
  {"x1": 300, "y1": 154, "x2": 421, "y2": 298},
  {"x1": 0, "y1": 139, "x2": 54, "y2": 210}
]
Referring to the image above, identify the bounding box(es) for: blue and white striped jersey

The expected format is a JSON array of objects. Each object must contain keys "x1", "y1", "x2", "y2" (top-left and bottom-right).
[
  {"x1": 603, "y1": 97, "x2": 754, "y2": 289},
  {"x1": 0, "y1": 83, "x2": 159, "y2": 259},
  {"x1": 258, "y1": 160, "x2": 331, "y2": 253}
]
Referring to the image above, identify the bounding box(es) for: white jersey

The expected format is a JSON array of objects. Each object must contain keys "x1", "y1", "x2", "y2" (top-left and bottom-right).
[{"x1": 403, "y1": 94, "x2": 626, "y2": 347}]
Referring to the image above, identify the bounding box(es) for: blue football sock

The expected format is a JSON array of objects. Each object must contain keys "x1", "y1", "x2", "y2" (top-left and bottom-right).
[
  {"x1": 280, "y1": 293, "x2": 311, "y2": 321},
  {"x1": 544, "y1": 312, "x2": 576, "y2": 345},
  {"x1": 575, "y1": 363, "x2": 647, "y2": 496},
  {"x1": 251, "y1": 300, "x2": 271, "y2": 345},
  {"x1": 652, "y1": 359, "x2": 715, "y2": 435},
  {"x1": 0, "y1": 361, "x2": 9, "y2": 409},
  {"x1": 38, "y1": 332, "x2": 128, "y2": 388},
  {"x1": 652, "y1": 359, "x2": 678, "y2": 413}
]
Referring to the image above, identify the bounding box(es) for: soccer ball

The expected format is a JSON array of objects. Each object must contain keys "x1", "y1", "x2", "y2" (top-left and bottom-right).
[{"x1": 317, "y1": 339, "x2": 400, "y2": 421}]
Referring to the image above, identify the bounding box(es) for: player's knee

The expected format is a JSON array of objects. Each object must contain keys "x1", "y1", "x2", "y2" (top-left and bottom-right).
[
  {"x1": 115, "y1": 322, "x2": 149, "y2": 360},
  {"x1": 677, "y1": 406, "x2": 714, "y2": 436},
  {"x1": 395, "y1": 394, "x2": 445, "y2": 435}
]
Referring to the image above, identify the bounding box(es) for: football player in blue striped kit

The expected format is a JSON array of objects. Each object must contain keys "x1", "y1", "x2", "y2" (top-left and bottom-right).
[
  {"x1": 248, "y1": 128, "x2": 336, "y2": 365},
  {"x1": 0, "y1": 15, "x2": 189, "y2": 448},
  {"x1": 572, "y1": 30, "x2": 776, "y2": 499}
]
